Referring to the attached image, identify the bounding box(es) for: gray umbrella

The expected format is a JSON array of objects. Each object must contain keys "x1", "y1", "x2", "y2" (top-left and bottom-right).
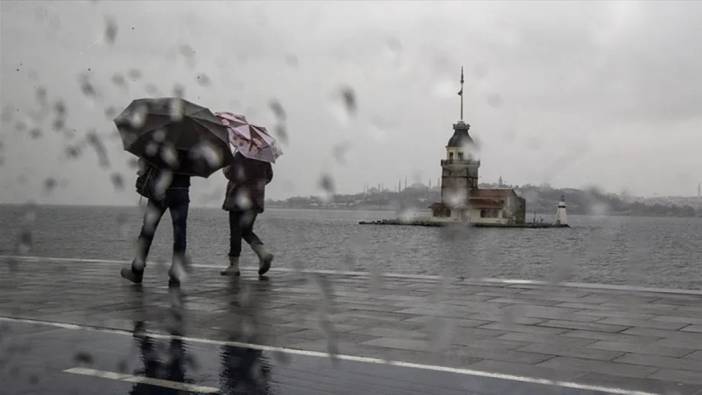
[{"x1": 114, "y1": 97, "x2": 232, "y2": 177}]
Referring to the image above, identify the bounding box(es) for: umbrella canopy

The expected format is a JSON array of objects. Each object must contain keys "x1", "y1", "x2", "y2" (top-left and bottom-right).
[
  {"x1": 114, "y1": 98, "x2": 232, "y2": 177},
  {"x1": 215, "y1": 112, "x2": 283, "y2": 163}
]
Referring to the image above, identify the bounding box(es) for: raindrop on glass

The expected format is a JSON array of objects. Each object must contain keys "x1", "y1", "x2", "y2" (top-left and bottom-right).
[
  {"x1": 78, "y1": 73, "x2": 97, "y2": 97},
  {"x1": 196, "y1": 73, "x2": 210, "y2": 86},
  {"x1": 16, "y1": 230, "x2": 32, "y2": 254},
  {"x1": 104, "y1": 16, "x2": 117, "y2": 44},
  {"x1": 127, "y1": 69, "x2": 142, "y2": 81},
  {"x1": 269, "y1": 100, "x2": 286, "y2": 121},
  {"x1": 44, "y1": 177, "x2": 57, "y2": 191},
  {"x1": 73, "y1": 351, "x2": 94, "y2": 365},
  {"x1": 111, "y1": 73, "x2": 127, "y2": 88},
  {"x1": 111, "y1": 173, "x2": 124, "y2": 190}
]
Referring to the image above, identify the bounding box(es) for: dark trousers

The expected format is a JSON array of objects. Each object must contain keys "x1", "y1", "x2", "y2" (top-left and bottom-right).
[
  {"x1": 136, "y1": 188, "x2": 189, "y2": 264},
  {"x1": 229, "y1": 210, "x2": 262, "y2": 257}
]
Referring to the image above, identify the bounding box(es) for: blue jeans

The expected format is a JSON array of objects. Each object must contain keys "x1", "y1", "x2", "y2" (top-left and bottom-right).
[{"x1": 136, "y1": 188, "x2": 189, "y2": 265}]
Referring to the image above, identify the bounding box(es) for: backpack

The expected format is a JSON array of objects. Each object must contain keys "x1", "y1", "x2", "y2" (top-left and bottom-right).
[{"x1": 135, "y1": 161, "x2": 159, "y2": 200}]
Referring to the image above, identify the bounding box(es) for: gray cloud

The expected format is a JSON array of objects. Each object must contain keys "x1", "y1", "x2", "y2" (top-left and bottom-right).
[{"x1": 1, "y1": 1, "x2": 701, "y2": 206}]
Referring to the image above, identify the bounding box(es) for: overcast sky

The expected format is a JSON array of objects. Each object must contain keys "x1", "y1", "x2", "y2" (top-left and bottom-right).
[{"x1": 1, "y1": 0, "x2": 701, "y2": 206}]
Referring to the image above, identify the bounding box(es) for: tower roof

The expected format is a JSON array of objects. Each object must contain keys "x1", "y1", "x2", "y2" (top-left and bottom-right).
[{"x1": 447, "y1": 120, "x2": 473, "y2": 147}]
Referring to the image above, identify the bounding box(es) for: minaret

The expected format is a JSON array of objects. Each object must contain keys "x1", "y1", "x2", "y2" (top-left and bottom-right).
[
  {"x1": 438, "y1": 67, "x2": 480, "y2": 218},
  {"x1": 555, "y1": 195, "x2": 568, "y2": 225}
]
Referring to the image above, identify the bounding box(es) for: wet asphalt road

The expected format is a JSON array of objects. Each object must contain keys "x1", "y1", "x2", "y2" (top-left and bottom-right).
[{"x1": 1, "y1": 320, "x2": 610, "y2": 395}]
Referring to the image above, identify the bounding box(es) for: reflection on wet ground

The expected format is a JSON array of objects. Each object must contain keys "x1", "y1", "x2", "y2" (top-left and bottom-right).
[
  {"x1": 2, "y1": 321, "x2": 610, "y2": 395},
  {"x1": 1, "y1": 282, "x2": 607, "y2": 395}
]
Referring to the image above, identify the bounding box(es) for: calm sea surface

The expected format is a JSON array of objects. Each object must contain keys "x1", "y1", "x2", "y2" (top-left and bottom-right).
[{"x1": 1, "y1": 205, "x2": 701, "y2": 290}]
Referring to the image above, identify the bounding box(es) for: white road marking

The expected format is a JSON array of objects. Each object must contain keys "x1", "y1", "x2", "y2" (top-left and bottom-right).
[
  {"x1": 2, "y1": 254, "x2": 702, "y2": 295},
  {"x1": 63, "y1": 367, "x2": 219, "y2": 393},
  {"x1": 1, "y1": 315, "x2": 658, "y2": 395}
]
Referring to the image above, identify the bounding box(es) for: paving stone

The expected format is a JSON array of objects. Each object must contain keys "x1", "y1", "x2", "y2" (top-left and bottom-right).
[
  {"x1": 537, "y1": 357, "x2": 657, "y2": 378},
  {"x1": 654, "y1": 315, "x2": 702, "y2": 325},
  {"x1": 681, "y1": 325, "x2": 702, "y2": 333},
  {"x1": 602, "y1": 304, "x2": 687, "y2": 316},
  {"x1": 361, "y1": 337, "x2": 432, "y2": 351},
  {"x1": 417, "y1": 349, "x2": 486, "y2": 368},
  {"x1": 615, "y1": 353, "x2": 702, "y2": 372},
  {"x1": 466, "y1": 313, "x2": 545, "y2": 325},
  {"x1": 655, "y1": 337, "x2": 702, "y2": 349},
  {"x1": 650, "y1": 369, "x2": 702, "y2": 385},
  {"x1": 478, "y1": 322, "x2": 567, "y2": 335},
  {"x1": 516, "y1": 288, "x2": 593, "y2": 299},
  {"x1": 537, "y1": 319, "x2": 630, "y2": 333},
  {"x1": 399, "y1": 303, "x2": 507, "y2": 316},
  {"x1": 578, "y1": 307, "x2": 657, "y2": 321},
  {"x1": 517, "y1": 343, "x2": 624, "y2": 361},
  {"x1": 334, "y1": 309, "x2": 415, "y2": 321},
  {"x1": 587, "y1": 341, "x2": 694, "y2": 358},
  {"x1": 336, "y1": 302, "x2": 409, "y2": 313},
  {"x1": 500, "y1": 305, "x2": 583, "y2": 321},
  {"x1": 596, "y1": 317, "x2": 688, "y2": 331},
  {"x1": 402, "y1": 315, "x2": 491, "y2": 328},
  {"x1": 455, "y1": 346, "x2": 555, "y2": 364},
  {"x1": 496, "y1": 332, "x2": 597, "y2": 347},
  {"x1": 623, "y1": 327, "x2": 702, "y2": 342},
  {"x1": 451, "y1": 326, "x2": 509, "y2": 339},
  {"x1": 684, "y1": 350, "x2": 702, "y2": 361},
  {"x1": 349, "y1": 326, "x2": 428, "y2": 340},
  {"x1": 332, "y1": 313, "x2": 413, "y2": 327},
  {"x1": 556, "y1": 302, "x2": 612, "y2": 310},
  {"x1": 450, "y1": 337, "x2": 529, "y2": 351},
  {"x1": 441, "y1": 296, "x2": 499, "y2": 305},
  {"x1": 677, "y1": 306, "x2": 702, "y2": 315},
  {"x1": 484, "y1": 297, "x2": 563, "y2": 306}
]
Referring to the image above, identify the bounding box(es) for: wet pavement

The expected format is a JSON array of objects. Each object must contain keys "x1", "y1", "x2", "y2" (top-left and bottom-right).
[
  {"x1": 2, "y1": 256, "x2": 702, "y2": 394},
  {"x1": 2, "y1": 320, "x2": 611, "y2": 395}
]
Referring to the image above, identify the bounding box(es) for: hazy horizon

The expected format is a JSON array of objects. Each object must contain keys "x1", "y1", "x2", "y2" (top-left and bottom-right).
[{"x1": 2, "y1": 1, "x2": 702, "y2": 206}]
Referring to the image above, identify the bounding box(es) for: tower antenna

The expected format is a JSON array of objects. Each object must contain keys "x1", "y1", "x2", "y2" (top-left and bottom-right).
[{"x1": 457, "y1": 66, "x2": 464, "y2": 121}]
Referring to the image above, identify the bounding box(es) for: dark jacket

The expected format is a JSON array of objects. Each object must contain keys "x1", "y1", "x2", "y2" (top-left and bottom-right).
[
  {"x1": 222, "y1": 153, "x2": 273, "y2": 213},
  {"x1": 136, "y1": 158, "x2": 190, "y2": 201}
]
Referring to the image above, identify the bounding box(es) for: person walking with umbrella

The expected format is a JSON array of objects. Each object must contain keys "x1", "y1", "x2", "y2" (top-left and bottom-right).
[
  {"x1": 115, "y1": 98, "x2": 232, "y2": 286},
  {"x1": 121, "y1": 159, "x2": 191, "y2": 286},
  {"x1": 217, "y1": 113, "x2": 281, "y2": 277}
]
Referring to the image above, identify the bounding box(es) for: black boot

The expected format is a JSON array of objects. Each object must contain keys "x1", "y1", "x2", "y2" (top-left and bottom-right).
[
  {"x1": 220, "y1": 256, "x2": 241, "y2": 276},
  {"x1": 120, "y1": 261, "x2": 144, "y2": 284},
  {"x1": 168, "y1": 255, "x2": 189, "y2": 287},
  {"x1": 251, "y1": 243, "x2": 273, "y2": 276}
]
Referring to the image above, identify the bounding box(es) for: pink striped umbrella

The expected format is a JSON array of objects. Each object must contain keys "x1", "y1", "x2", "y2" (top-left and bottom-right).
[{"x1": 215, "y1": 112, "x2": 282, "y2": 163}]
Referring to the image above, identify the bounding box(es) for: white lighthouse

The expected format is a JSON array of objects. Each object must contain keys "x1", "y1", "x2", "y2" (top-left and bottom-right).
[{"x1": 555, "y1": 195, "x2": 568, "y2": 225}]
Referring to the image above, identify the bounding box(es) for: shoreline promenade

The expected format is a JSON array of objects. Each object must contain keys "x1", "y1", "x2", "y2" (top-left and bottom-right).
[{"x1": 2, "y1": 255, "x2": 702, "y2": 394}]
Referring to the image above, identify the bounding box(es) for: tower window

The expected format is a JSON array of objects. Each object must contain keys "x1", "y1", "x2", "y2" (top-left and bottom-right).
[
  {"x1": 458, "y1": 152, "x2": 464, "y2": 160},
  {"x1": 449, "y1": 152, "x2": 454, "y2": 160}
]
